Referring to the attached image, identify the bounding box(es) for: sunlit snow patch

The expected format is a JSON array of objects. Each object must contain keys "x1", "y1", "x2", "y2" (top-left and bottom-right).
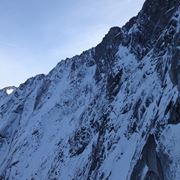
[{"x1": 4, "y1": 86, "x2": 16, "y2": 95}]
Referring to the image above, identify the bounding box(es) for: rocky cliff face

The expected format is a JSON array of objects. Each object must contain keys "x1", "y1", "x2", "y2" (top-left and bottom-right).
[{"x1": 0, "y1": 0, "x2": 180, "y2": 179}]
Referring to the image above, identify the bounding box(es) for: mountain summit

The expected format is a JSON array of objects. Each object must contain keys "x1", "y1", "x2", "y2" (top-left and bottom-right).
[{"x1": 0, "y1": 0, "x2": 180, "y2": 179}]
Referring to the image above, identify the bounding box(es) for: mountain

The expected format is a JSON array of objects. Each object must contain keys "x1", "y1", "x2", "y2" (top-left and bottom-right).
[{"x1": 0, "y1": 0, "x2": 180, "y2": 179}]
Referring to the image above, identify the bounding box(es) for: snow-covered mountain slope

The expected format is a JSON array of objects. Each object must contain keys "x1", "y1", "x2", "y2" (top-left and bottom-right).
[{"x1": 0, "y1": 0, "x2": 180, "y2": 179}]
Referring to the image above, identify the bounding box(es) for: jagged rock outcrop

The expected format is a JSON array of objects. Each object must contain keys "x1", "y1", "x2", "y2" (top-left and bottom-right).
[
  {"x1": 0, "y1": 0, "x2": 180, "y2": 179},
  {"x1": 130, "y1": 135, "x2": 164, "y2": 180}
]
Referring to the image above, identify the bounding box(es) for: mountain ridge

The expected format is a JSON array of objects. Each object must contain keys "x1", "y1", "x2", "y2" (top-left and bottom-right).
[{"x1": 0, "y1": 0, "x2": 180, "y2": 179}]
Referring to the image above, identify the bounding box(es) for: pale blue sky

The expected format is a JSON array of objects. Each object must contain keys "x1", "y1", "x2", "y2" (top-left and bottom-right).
[{"x1": 0, "y1": 0, "x2": 144, "y2": 88}]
